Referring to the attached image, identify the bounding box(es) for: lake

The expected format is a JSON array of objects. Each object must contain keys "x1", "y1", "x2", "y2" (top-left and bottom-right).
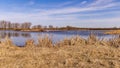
[{"x1": 0, "y1": 30, "x2": 116, "y2": 46}]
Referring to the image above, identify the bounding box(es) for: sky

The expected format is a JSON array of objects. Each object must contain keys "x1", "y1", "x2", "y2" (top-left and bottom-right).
[{"x1": 0, "y1": 0, "x2": 120, "y2": 28}]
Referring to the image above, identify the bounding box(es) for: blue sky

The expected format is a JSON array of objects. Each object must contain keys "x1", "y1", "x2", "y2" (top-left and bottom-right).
[{"x1": 0, "y1": 0, "x2": 120, "y2": 27}]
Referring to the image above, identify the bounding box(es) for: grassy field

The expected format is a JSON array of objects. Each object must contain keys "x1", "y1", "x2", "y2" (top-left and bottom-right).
[{"x1": 0, "y1": 35, "x2": 120, "y2": 68}]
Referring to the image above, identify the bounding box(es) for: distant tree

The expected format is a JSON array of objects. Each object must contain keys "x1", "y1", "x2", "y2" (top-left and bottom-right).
[
  {"x1": 0, "y1": 20, "x2": 6, "y2": 29},
  {"x1": 113, "y1": 27, "x2": 117, "y2": 28},
  {"x1": 49, "y1": 25, "x2": 53, "y2": 29},
  {"x1": 66, "y1": 26, "x2": 73, "y2": 30},
  {"x1": 11, "y1": 23, "x2": 15, "y2": 29},
  {"x1": 0, "y1": 20, "x2": 12, "y2": 29},
  {"x1": 14, "y1": 23, "x2": 20, "y2": 29},
  {"x1": 26, "y1": 22, "x2": 32, "y2": 29},
  {"x1": 66, "y1": 26, "x2": 72, "y2": 28},
  {"x1": 32, "y1": 25, "x2": 42, "y2": 29},
  {"x1": 43, "y1": 26, "x2": 47, "y2": 29},
  {"x1": 37, "y1": 25, "x2": 42, "y2": 29},
  {"x1": 21, "y1": 22, "x2": 32, "y2": 29},
  {"x1": 0, "y1": 20, "x2": 4, "y2": 28},
  {"x1": 7, "y1": 21, "x2": 11, "y2": 29}
]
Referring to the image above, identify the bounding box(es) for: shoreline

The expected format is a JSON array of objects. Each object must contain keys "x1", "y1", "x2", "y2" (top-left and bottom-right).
[
  {"x1": 0, "y1": 28, "x2": 120, "y2": 35},
  {"x1": 1, "y1": 27, "x2": 120, "y2": 31}
]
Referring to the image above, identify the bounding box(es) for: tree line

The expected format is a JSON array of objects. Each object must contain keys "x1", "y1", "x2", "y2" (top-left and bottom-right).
[
  {"x1": 0, "y1": 20, "x2": 32, "y2": 30},
  {"x1": 0, "y1": 20, "x2": 54, "y2": 30},
  {"x1": 0, "y1": 20, "x2": 81, "y2": 31}
]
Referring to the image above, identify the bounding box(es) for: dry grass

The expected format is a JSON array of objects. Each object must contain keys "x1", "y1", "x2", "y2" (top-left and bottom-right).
[
  {"x1": 0, "y1": 35, "x2": 120, "y2": 68},
  {"x1": 37, "y1": 35, "x2": 53, "y2": 47},
  {"x1": 105, "y1": 30, "x2": 120, "y2": 34}
]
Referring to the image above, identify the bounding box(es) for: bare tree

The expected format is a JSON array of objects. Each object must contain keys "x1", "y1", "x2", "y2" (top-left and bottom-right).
[
  {"x1": 21, "y1": 22, "x2": 32, "y2": 29},
  {"x1": 49, "y1": 25, "x2": 53, "y2": 29},
  {"x1": 6, "y1": 21, "x2": 11, "y2": 29},
  {"x1": 0, "y1": 20, "x2": 6, "y2": 29},
  {"x1": 32, "y1": 25, "x2": 42, "y2": 29}
]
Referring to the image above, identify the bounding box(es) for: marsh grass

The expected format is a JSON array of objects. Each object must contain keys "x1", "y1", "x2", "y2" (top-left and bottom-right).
[
  {"x1": 105, "y1": 30, "x2": 120, "y2": 34},
  {"x1": 0, "y1": 34, "x2": 120, "y2": 68},
  {"x1": 56, "y1": 35, "x2": 86, "y2": 47},
  {"x1": 0, "y1": 36, "x2": 16, "y2": 48},
  {"x1": 37, "y1": 35, "x2": 53, "y2": 47},
  {"x1": 108, "y1": 36, "x2": 120, "y2": 48}
]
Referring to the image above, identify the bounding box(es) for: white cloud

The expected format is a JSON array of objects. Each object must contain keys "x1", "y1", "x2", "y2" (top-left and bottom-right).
[
  {"x1": 38, "y1": 4, "x2": 116, "y2": 15},
  {"x1": 57, "y1": 1, "x2": 74, "y2": 7},
  {"x1": 80, "y1": 1, "x2": 87, "y2": 4},
  {"x1": 89, "y1": 0, "x2": 114, "y2": 6},
  {"x1": 32, "y1": 0, "x2": 118, "y2": 16}
]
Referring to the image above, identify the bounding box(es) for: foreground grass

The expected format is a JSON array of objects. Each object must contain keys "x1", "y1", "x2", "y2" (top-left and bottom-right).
[{"x1": 0, "y1": 35, "x2": 120, "y2": 68}]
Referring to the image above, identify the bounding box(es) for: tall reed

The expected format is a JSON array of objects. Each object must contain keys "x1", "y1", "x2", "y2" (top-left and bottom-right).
[
  {"x1": 37, "y1": 34, "x2": 53, "y2": 47},
  {"x1": 0, "y1": 34, "x2": 120, "y2": 48}
]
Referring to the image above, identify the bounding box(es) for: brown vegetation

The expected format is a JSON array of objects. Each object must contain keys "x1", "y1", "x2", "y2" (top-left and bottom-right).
[
  {"x1": 105, "y1": 30, "x2": 120, "y2": 34},
  {"x1": 0, "y1": 35, "x2": 120, "y2": 68}
]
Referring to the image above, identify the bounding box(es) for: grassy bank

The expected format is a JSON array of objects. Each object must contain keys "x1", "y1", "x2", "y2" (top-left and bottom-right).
[
  {"x1": 0, "y1": 35, "x2": 120, "y2": 68},
  {"x1": 105, "y1": 30, "x2": 120, "y2": 34}
]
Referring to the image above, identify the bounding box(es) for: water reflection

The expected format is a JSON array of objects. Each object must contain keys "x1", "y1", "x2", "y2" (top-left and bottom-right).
[
  {"x1": 0, "y1": 31, "x2": 31, "y2": 38},
  {"x1": 0, "y1": 30, "x2": 115, "y2": 46}
]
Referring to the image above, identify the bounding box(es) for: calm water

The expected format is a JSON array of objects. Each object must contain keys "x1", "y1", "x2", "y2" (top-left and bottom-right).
[{"x1": 0, "y1": 30, "x2": 116, "y2": 46}]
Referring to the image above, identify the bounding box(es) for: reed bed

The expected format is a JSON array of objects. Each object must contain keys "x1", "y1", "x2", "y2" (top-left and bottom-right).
[
  {"x1": 105, "y1": 30, "x2": 120, "y2": 34},
  {"x1": 0, "y1": 35, "x2": 120, "y2": 68}
]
